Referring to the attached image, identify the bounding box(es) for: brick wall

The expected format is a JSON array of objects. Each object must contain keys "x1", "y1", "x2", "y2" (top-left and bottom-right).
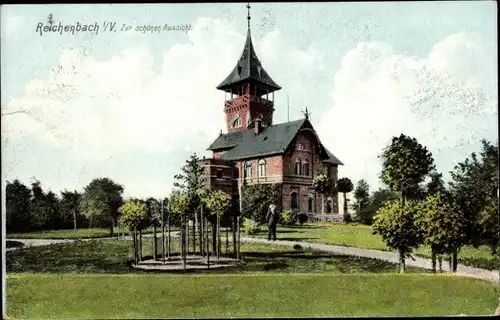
[{"x1": 235, "y1": 155, "x2": 283, "y2": 183}]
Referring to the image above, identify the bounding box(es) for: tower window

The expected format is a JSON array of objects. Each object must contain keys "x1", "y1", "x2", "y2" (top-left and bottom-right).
[
  {"x1": 216, "y1": 169, "x2": 223, "y2": 179},
  {"x1": 302, "y1": 160, "x2": 310, "y2": 176},
  {"x1": 295, "y1": 160, "x2": 301, "y2": 175},
  {"x1": 298, "y1": 143, "x2": 305, "y2": 150},
  {"x1": 258, "y1": 159, "x2": 266, "y2": 177},
  {"x1": 244, "y1": 161, "x2": 252, "y2": 179},
  {"x1": 232, "y1": 116, "x2": 242, "y2": 128}
]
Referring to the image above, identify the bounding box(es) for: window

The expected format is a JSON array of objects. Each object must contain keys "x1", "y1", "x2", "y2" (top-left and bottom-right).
[
  {"x1": 295, "y1": 160, "x2": 301, "y2": 175},
  {"x1": 232, "y1": 116, "x2": 242, "y2": 128},
  {"x1": 308, "y1": 189, "x2": 315, "y2": 213},
  {"x1": 258, "y1": 159, "x2": 266, "y2": 177},
  {"x1": 302, "y1": 160, "x2": 310, "y2": 176},
  {"x1": 298, "y1": 143, "x2": 304, "y2": 150},
  {"x1": 216, "y1": 169, "x2": 223, "y2": 179},
  {"x1": 244, "y1": 161, "x2": 252, "y2": 179}
]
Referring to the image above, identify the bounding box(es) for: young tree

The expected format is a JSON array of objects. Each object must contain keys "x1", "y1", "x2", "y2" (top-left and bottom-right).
[
  {"x1": 60, "y1": 190, "x2": 83, "y2": 231},
  {"x1": 81, "y1": 178, "x2": 124, "y2": 237},
  {"x1": 380, "y1": 134, "x2": 435, "y2": 203},
  {"x1": 204, "y1": 190, "x2": 231, "y2": 260},
  {"x1": 119, "y1": 200, "x2": 148, "y2": 265},
  {"x1": 312, "y1": 174, "x2": 334, "y2": 214},
  {"x1": 146, "y1": 198, "x2": 161, "y2": 260},
  {"x1": 416, "y1": 193, "x2": 466, "y2": 273},
  {"x1": 173, "y1": 153, "x2": 208, "y2": 255},
  {"x1": 372, "y1": 200, "x2": 424, "y2": 273},
  {"x1": 170, "y1": 192, "x2": 190, "y2": 270},
  {"x1": 337, "y1": 177, "x2": 354, "y2": 221},
  {"x1": 6, "y1": 180, "x2": 32, "y2": 233},
  {"x1": 30, "y1": 179, "x2": 48, "y2": 230},
  {"x1": 354, "y1": 179, "x2": 371, "y2": 224}
]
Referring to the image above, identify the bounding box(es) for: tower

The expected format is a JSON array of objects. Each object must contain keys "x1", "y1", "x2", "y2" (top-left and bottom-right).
[{"x1": 216, "y1": 4, "x2": 282, "y2": 134}]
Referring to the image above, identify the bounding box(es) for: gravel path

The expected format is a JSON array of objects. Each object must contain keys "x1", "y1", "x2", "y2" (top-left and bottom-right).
[{"x1": 6, "y1": 234, "x2": 499, "y2": 284}]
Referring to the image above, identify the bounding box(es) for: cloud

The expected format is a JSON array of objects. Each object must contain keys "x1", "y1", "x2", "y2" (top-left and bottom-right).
[
  {"x1": 2, "y1": 17, "x2": 324, "y2": 197},
  {"x1": 317, "y1": 31, "x2": 498, "y2": 191}
]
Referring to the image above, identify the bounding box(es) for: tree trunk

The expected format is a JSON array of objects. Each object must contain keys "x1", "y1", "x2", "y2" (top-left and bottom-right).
[
  {"x1": 153, "y1": 225, "x2": 157, "y2": 260},
  {"x1": 109, "y1": 218, "x2": 114, "y2": 238},
  {"x1": 236, "y1": 216, "x2": 241, "y2": 260},
  {"x1": 167, "y1": 215, "x2": 171, "y2": 259},
  {"x1": 186, "y1": 216, "x2": 190, "y2": 256},
  {"x1": 448, "y1": 255, "x2": 452, "y2": 273},
  {"x1": 206, "y1": 217, "x2": 210, "y2": 268},
  {"x1": 139, "y1": 229, "x2": 143, "y2": 262},
  {"x1": 132, "y1": 229, "x2": 137, "y2": 265},
  {"x1": 162, "y1": 218, "x2": 165, "y2": 263},
  {"x1": 399, "y1": 248, "x2": 405, "y2": 273},
  {"x1": 438, "y1": 255, "x2": 443, "y2": 273},
  {"x1": 232, "y1": 216, "x2": 237, "y2": 257},
  {"x1": 452, "y1": 249, "x2": 458, "y2": 272},
  {"x1": 182, "y1": 215, "x2": 187, "y2": 270},
  {"x1": 199, "y1": 206, "x2": 203, "y2": 256},
  {"x1": 431, "y1": 249, "x2": 437, "y2": 273},
  {"x1": 216, "y1": 214, "x2": 221, "y2": 260},
  {"x1": 192, "y1": 214, "x2": 196, "y2": 254},
  {"x1": 211, "y1": 222, "x2": 217, "y2": 254},
  {"x1": 73, "y1": 209, "x2": 77, "y2": 231},
  {"x1": 226, "y1": 220, "x2": 229, "y2": 255}
]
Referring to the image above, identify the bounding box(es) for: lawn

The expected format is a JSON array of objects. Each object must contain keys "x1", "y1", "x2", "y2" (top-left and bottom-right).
[
  {"x1": 250, "y1": 223, "x2": 499, "y2": 271},
  {"x1": 7, "y1": 226, "x2": 177, "y2": 240},
  {"x1": 7, "y1": 273, "x2": 499, "y2": 318},
  {"x1": 6, "y1": 238, "x2": 428, "y2": 274}
]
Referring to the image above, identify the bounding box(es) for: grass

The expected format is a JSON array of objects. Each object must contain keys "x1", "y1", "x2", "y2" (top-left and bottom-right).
[
  {"x1": 7, "y1": 226, "x2": 178, "y2": 240},
  {"x1": 6, "y1": 237, "x2": 428, "y2": 274},
  {"x1": 7, "y1": 273, "x2": 499, "y2": 318},
  {"x1": 250, "y1": 222, "x2": 499, "y2": 271}
]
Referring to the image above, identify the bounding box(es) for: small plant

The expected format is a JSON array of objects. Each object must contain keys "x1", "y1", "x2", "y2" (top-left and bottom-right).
[
  {"x1": 298, "y1": 213, "x2": 308, "y2": 225},
  {"x1": 243, "y1": 218, "x2": 261, "y2": 235},
  {"x1": 280, "y1": 209, "x2": 297, "y2": 226},
  {"x1": 293, "y1": 244, "x2": 302, "y2": 250}
]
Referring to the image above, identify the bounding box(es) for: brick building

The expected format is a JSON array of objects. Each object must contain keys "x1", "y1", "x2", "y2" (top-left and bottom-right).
[{"x1": 200, "y1": 7, "x2": 344, "y2": 219}]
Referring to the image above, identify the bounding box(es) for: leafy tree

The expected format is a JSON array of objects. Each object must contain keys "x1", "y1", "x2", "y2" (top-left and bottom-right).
[
  {"x1": 372, "y1": 200, "x2": 424, "y2": 273},
  {"x1": 6, "y1": 180, "x2": 32, "y2": 232},
  {"x1": 146, "y1": 198, "x2": 161, "y2": 259},
  {"x1": 380, "y1": 134, "x2": 435, "y2": 203},
  {"x1": 30, "y1": 179, "x2": 48, "y2": 230},
  {"x1": 426, "y1": 170, "x2": 447, "y2": 196},
  {"x1": 170, "y1": 192, "x2": 190, "y2": 269},
  {"x1": 43, "y1": 191, "x2": 62, "y2": 230},
  {"x1": 241, "y1": 183, "x2": 281, "y2": 224},
  {"x1": 119, "y1": 200, "x2": 148, "y2": 264},
  {"x1": 416, "y1": 193, "x2": 466, "y2": 272},
  {"x1": 174, "y1": 153, "x2": 208, "y2": 253},
  {"x1": 81, "y1": 178, "x2": 124, "y2": 237},
  {"x1": 449, "y1": 139, "x2": 498, "y2": 251},
  {"x1": 312, "y1": 174, "x2": 333, "y2": 214},
  {"x1": 60, "y1": 190, "x2": 83, "y2": 231},
  {"x1": 337, "y1": 177, "x2": 354, "y2": 221},
  {"x1": 204, "y1": 190, "x2": 231, "y2": 259},
  {"x1": 360, "y1": 188, "x2": 399, "y2": 225},
  {"x1": 353, "y1": 179, "x2": 370, "y2": 223}
]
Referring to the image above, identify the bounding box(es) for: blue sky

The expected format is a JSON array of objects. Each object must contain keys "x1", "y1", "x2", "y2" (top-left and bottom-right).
[{"x1": 1, "y1": 2, "x2": 497, "y2": 199}]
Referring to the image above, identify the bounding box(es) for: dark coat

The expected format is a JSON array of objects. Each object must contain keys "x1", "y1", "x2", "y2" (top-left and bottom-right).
[{"x1": 266, "y1": 206, "x2": 279, "y2": 226}]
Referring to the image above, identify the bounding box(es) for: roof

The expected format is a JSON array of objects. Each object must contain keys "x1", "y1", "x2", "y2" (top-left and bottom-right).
[
  {"x1": 207, "y1": 119, "x2": 344, "y2": 166},
  {"x1": 216, "y1": 29, "x2": 281, "y2": 93}
]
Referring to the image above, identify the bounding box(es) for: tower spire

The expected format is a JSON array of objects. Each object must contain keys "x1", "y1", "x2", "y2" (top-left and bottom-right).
[{"x1": 246, "y1": 3, "x2": 251, "y2": 31}]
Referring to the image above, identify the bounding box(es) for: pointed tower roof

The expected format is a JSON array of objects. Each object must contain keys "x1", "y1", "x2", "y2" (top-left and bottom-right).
[{"x1": 216, "y1": 4, "x2": 281, "y2": 93}]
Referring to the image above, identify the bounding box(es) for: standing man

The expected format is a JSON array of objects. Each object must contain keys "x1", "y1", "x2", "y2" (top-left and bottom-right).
[{"x1": 266, "y1": 204, "x2": 279, "y2": 241}]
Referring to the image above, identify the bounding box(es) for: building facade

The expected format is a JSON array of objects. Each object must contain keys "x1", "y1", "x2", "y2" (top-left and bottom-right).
[{"x1": 201, "y1": 8, "x2": 344, "y2": 218}]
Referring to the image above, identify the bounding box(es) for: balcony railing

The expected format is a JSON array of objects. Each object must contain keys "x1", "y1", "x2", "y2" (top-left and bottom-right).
[{"x1": 224, "y1": 94, "x2": 274, "y2": 110}]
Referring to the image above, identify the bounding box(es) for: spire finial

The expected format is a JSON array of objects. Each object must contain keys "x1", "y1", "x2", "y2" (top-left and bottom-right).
[
  {"x1": 246, "y1": 3, "x2": 251, "y2": 31},
  {"x1": 302, "y1": 107, "x2": 311, "y2": 120}
]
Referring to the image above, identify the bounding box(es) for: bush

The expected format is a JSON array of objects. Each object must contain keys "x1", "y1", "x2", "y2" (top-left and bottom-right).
[
  {"x1": 280, "y1": 209, "x2": 297, "y2": 226},
  {"x1": 344, "y1": 213, "x2": 352, "y2": 223},
  {"x1": 243, "y1": 218, "x2": 261, "y2": 235},
  {"x1": 298, "y1": 213, "x2": 308, "y2": 225}
]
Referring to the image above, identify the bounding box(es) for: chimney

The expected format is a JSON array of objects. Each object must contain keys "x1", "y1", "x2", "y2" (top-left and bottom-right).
[{"x1": 254, "y1": 118, "x2": 262, "y2": 135}]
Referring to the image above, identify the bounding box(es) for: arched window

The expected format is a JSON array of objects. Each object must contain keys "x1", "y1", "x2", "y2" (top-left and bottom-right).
[
  {"x1": 244, "y1": 161, "x2": 252, "y2": 179},
  {"x1": 297, "y1": 143, "x2": 305, "y2": 150},
  {"x1": 302, "y1": 160, "x2": 310, "y2": 176},
  {"x1": 295, "y1": 160, "x2": 301, "y2": 175},
  {"x1": 232, "y1": 116, "x2": 242, "y2": 128}
]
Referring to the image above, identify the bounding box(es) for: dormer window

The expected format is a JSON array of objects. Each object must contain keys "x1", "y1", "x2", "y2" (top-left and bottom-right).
[{"x1": 298, "y1": 143, "x2": 305, "y2": 150}]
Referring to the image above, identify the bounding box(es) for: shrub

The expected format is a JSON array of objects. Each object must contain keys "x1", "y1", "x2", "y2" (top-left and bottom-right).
[
  {"x1": 298, "y1": 213, "x2": 308, "y2": 225},
  {"x1": 344, "y1": 213, "x2": 352, "y2": 223},
  {"x1": 293, "y1": 244, "x2": 302, "y2": 250},
  {"x1": 243, "y1": 218, "x2": 261, "y2": 235},
  {"x1": 280, "y1": 209, "x2": 297, "y2": 226}
]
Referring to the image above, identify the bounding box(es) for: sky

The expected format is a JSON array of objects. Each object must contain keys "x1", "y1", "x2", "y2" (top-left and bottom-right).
[{"x1": 1, "y1": 2, "x2": 498, "y2": 199}]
